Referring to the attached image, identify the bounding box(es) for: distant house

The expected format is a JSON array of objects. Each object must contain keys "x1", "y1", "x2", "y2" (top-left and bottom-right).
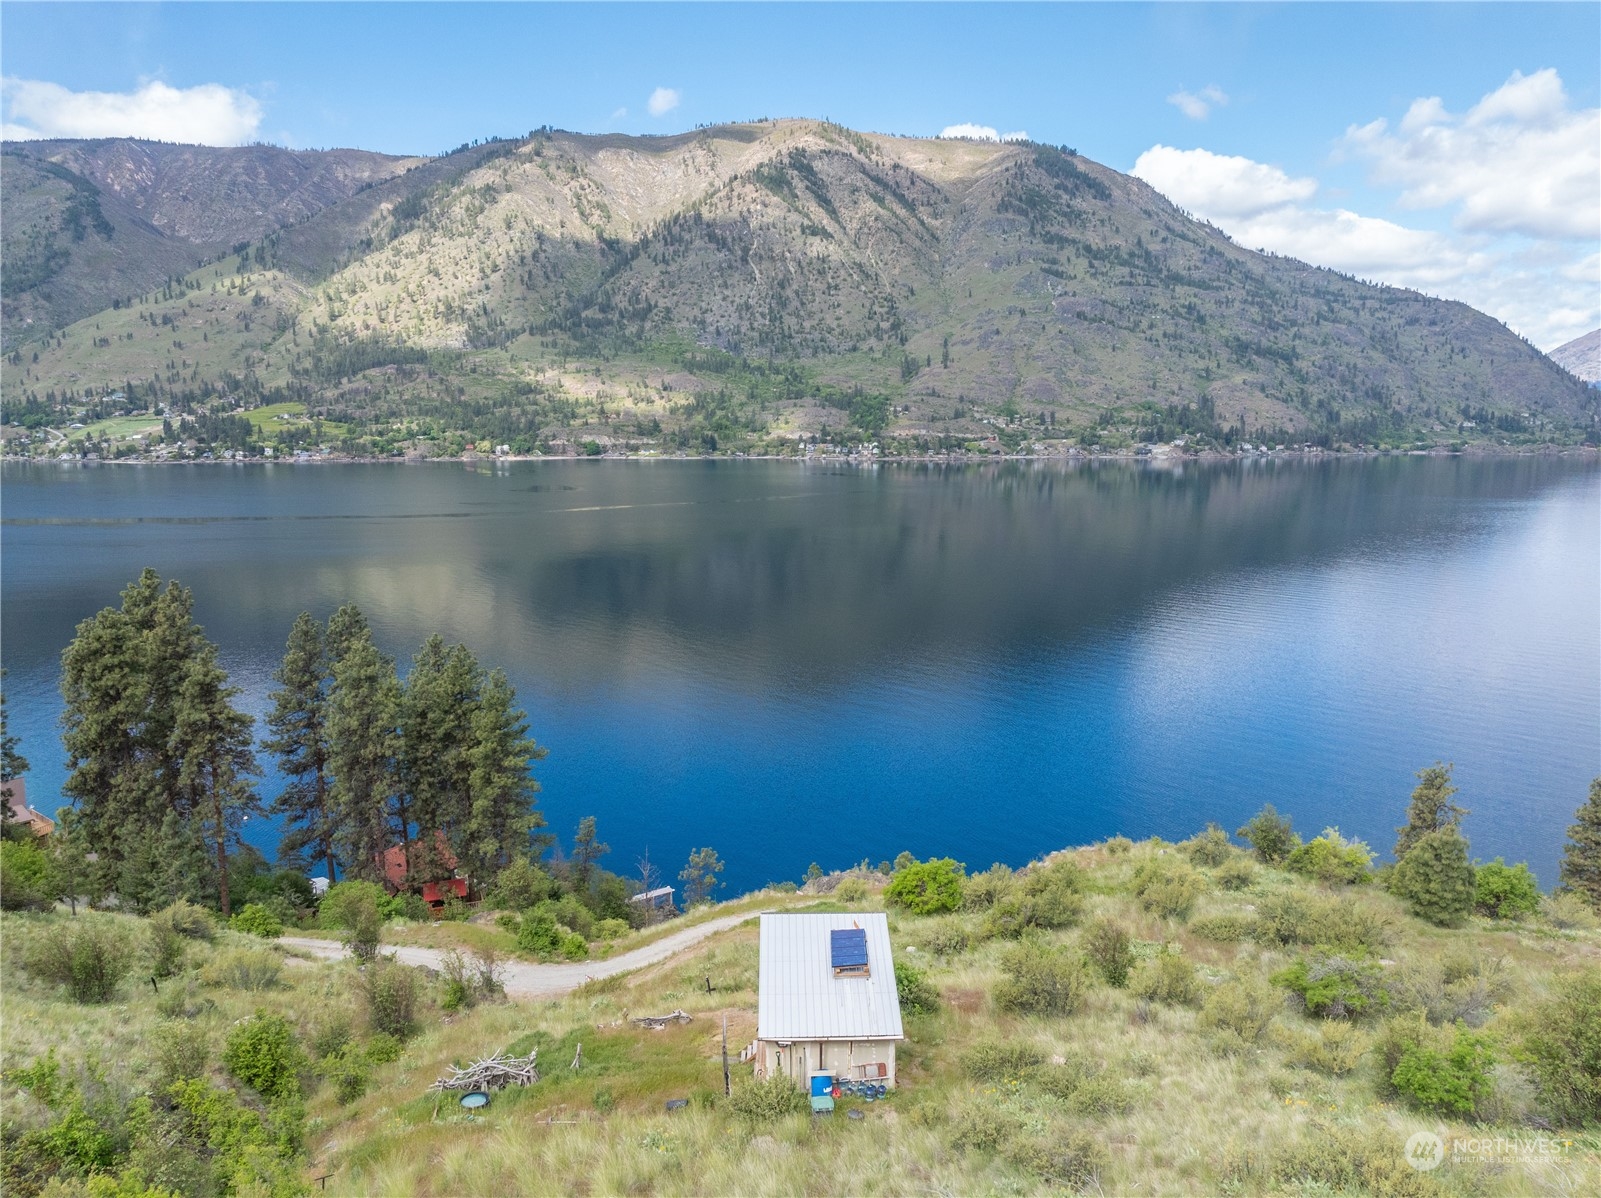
[
  {"x1": 629, "y1": 885, "x2": 676, "y2": 912},
  {"x1": 2, "y1": 779, "x2": 55, "y2": 839},
  {"x1": 750, "y1": 913, "x2": 905, "y2": 1091},
  {"x1": 374, "y1": 834, "x2": 475, "y2": 914}
]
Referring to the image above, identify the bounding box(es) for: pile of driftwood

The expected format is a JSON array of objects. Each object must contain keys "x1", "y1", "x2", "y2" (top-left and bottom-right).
[
  {"x1": 430, "y1": 1051, "x2": 540, "y2": 1092},
  {"x1": 632, "y1": 1009, "x2": 692, "y2": 1030}
]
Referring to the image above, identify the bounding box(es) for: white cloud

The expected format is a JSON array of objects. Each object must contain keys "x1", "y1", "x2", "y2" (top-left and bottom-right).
[
  {"x1": 1340, "y1": 68, "x2": 1599, "y2": 240},
  {"x1": 1, "y1": 77, "x2": 262, "y2": 145},
  {"x1": 938, "y1": 123, "x2": 1029, "y2": 143},
  {"x1": 1132, "y1": 145, "x2": 1317, "y2": 219},
  {"x1": 1168, "y1": 85, "x2": 1229, "y2": 121},
  {"x1": 647, "y1": 87, "x2": 679, "y2": 118},
  {"x1": 609, "y1": 106, "x2": 628, "y2": 122}
]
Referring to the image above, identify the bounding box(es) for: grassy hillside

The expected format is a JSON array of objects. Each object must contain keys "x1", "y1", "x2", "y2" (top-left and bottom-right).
[
  {"x1": 5, "y1": 122, "x2": 1597, "y2": 458},
  {"x1": 4, "y1": 827, "x2": 1599, "y2": 1197}
]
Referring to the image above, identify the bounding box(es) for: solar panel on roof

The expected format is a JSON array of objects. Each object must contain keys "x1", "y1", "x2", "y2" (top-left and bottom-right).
[{"x1": 830, "y1": 928, "x2": 869, "y2": 970}]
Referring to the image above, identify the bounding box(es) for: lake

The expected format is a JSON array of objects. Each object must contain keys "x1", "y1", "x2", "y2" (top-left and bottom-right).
[{"x1": 3, "y1": 455, "x2": 1597, "y2": 894}]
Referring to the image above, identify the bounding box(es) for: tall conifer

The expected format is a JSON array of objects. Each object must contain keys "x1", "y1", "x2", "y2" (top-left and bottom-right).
[
  {"x1": 328, "y1": 627, "x2": 401, "y2": 882},
  {"x1": 462, "y1": 668, "x2": 547, "y2": 886},
  {"x1": 1560, "y1": 778, "x2": 1601, "y2": 911},
  {"x1": 1395, "y1": 762, "x2": 1468, "y2": 860},
  {"x1": 265, "y1": 613, "x2": 339, "y2": 881}
]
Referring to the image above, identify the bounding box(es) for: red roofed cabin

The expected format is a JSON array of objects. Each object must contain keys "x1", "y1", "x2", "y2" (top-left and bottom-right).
[
  {"x1": 374, "y1": 835, "x2": 477, "y2": 917},
  {"x1": 3, "y1": 779, "x2": 56, "y2": 839}
]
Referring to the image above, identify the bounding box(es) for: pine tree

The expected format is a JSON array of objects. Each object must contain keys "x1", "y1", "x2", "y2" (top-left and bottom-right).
[
  {"x1": 570, "y1": 816, "x2": 609, "y2": 895},
  {"x1": 1391, "y1": 828, "x2": 1476, "y2": 927},
  {"x1": 264, "y1": 613, "x2": 339, "y2": 881},
  {"x1": 1395, "y1": 762, "x2": 1468, "y2": 860},
  {"x1": 679, "y1": 846, "x2": 725, "y2": 907},
  {"x1": 45, "y1": 807, "x2": 100, "y2": 914},
  {"x1": 327, "y1": 628, "x2": 402, "y2": 883},
  {"x1": 401, "y1": 637, "x2": 482, "y2": 880},
  {"x1": 1559, "y1": 778, "x2": 1601, "y2": 912},
  {"x1": 461, "y1": 668, "x2": 547, "y2": 887},
  {"x1": 170, "y1": 640, "x2": 261, "y2": 916},
  {"x1": 1, "y1": 668, "x2": 29, "y2": 836}
]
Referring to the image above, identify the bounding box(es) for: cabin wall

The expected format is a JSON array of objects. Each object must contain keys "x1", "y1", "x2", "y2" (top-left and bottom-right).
[{"x1": 756, "y1": 1039, "x2": 897, "y2": 1089}]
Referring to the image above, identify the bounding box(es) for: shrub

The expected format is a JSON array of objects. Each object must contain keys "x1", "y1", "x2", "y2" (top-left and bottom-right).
[
  {"x1": 726, "y1": 1074, "x2": 808, "y2": 1120},
  {"x1": 310, "y1": 1017, "x2": 353, "y2": 1061},
  {"x1": 1131, "y1": 859, "x2": 1204, "y2": 921},
  {"x1": 153, "y1": 1019, "x2": 210, "y2": 1091},
  {"x1": 993, "y1": 941, "x2": 1089, "y2": 1016},
  {"x1": 1065, "y1": 1073, "x2": 1135, "y2": 1115},
  {"x1": 1282, "y1": 1021, "x2": 1369, "y2": 1075},
  {"x1": 1104, "y1": 836, "x2": 1134, "y2": 855},
  {"x1": 1543, "y1": 891, "x2": 1600, "y2": 930},
  {"x1": 1514, "y1": 967, "x2": 1601, "y2": 1124},
  {"x1": 1189, "y1": 913, "x2": 1254, "y2": 943},
  {"x1": 147, "y1": 918, "x2": 187, "y2": 980},
  {"x1": 950, "y1": 1101, "x2": 1022, "y2": 1152},
  {"x1": 1214, "y1": 857, "x2": 1257, "y2": 891},
  {"x1": 1285, "y1": 828, "x2": 1374, "y2": 885},
  {"x1": 1251, "y1": 891, "x2": 1393, "y2": 953},
  {"x1": 516, "y1": 912, "x2": 561, "y2": 957},
  {"x1": 322, "y1": 1045, "x2": 371, "y2": 1104},
  {"x1": 961, "y1": 1038, "x2": 1046, "y2": 1081},
  {"x1": 1183, "y1": 823, "x2": 1233, "y2": 867},
  {"x1": 359, "y1": 960, "x2": 419, "y2": 1040},
  {"x1": 152, "y1": 899, "x2": 215, "y2": 940},
  {"x1": 1235, "y1": 804, "x2": 1299, "y2": 864},
  {"x1": 223, "y1": 1011, "x2": 303, "y2": 1101},
  {"x1": 595, "y1": 917, "x2": 629, "y2": 941},
  {"x1": 1474, "y1": 858, "x2": 1540, "y2": 919},
  {"x1": 1390, "y1": 829, "x2": 1476, "y2": 927},
  {"x1": 321, "y1": 880, "x2": 384, "y2": 960},
  {"x1": 560, "y1": 932, "x2": 589, "y2": 961},
  {"x1": 1272, "y1": 953, "x2": 1388, "y2": 1019},
  {"x1": 1, "y1": 839, "x2": 53, "y2": 910},
  {"x1": 1130, "y1": 951, "x2": 1201, "y2": 1007},
  {"x1": 1228, "y1": 1125, "x2": 1444, "y2": 1198},
  {"x1": 962, "y1": 863, "x2": 1015, "y2": 910},
  {"x1": 894, "y1": 959, "x2": 940, "y2": 1015},
  {"x1": 1390, "y1": 951, "x2": 1511, "y2": 1027},
  {"x1": 915, "y1": 917, "x2": 972, "y2": 957},
  {"x1": 534, "y1": 893, "x2": 596, "y2": 940},
  {"x1": 365, "y1": 1032, "x2": 403, "y2": 1064},
  {"x1": 199, "y1": 945, "x2": 282, "y2": 991},
  {"x1": 380, "y1": 892, "x2": 429, "y2": 922},
  {"x1": 885, "y1": 857, "x2": 965, "y2": 915},
  {"x1": 1199, "y1": 974, "x2": 1281, "y2": 1045},
  {"x1": 25, "y1": 916, "x2": 133, "y2": 1002},
  {"x1": 488, "y1": 856, "x2": 554, "y2": 909},
  {"x1": 985, "y1": 862, "x2": 1085, "y2": 938},
  {"x1": 1008, "y1": 1129, "x2": 1108, "y2": 1189},
  {"x1": 1082, "y1": 918, "x2": 1134, "y2": 986},
  {"x1": 440, "y1": 948, "x2": 501, "y2": 1012},
  {"x1": 228, "y1": 903, "x2": 284, "y2": 939},
  {"x1": 834, "y1": 877, "x2": 868, "y2": 903},
  {"x1": 1391, "y1": 1025, "x2": 1495, "y2": 1115}
]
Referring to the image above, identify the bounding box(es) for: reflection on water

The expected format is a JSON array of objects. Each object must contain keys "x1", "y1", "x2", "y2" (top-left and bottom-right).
[{"x1": 3, "y1": 456, "x2": 1597, "y2": 891}]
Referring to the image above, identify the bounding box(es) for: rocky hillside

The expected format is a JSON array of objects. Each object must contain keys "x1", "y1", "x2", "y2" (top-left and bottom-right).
[
  {"x1": 1549, "y1": 329, "x2": 1600, "y2": 383},
  {"x1": 5, "y1": 122, "x2": 1595, "y2": 452}
]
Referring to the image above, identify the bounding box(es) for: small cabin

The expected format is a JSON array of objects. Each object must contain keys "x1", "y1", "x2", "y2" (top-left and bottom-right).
[
  {"x1": 750, "y1": 913, "x2": 904, "y2": 1092},
  {"x1": 2, "y1": 779, "x2": 55, "y2": 839},
  {"x1": 629, "y1": 885, "x2": 677, "y2": 912}
]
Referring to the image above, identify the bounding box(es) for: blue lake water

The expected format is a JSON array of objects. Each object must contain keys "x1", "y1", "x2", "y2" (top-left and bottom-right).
[{"x1": 2, "y1": 456, "x2": 1596, "y2": 894}]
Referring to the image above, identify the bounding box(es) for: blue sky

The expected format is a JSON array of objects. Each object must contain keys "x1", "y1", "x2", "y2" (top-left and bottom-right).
[{"x1": 2, "y1": 2, "x2": 1596, "y2": 347}]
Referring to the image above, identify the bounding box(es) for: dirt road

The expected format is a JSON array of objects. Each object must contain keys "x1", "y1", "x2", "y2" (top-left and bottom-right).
[{"x1": 278, "y1": 910, "x2": 756, "y2": 999}]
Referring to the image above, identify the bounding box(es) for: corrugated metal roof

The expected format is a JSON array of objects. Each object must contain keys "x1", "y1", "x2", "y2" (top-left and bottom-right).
[{"x1": 758, "y1": 913, "x2": 905, "y2": 1042}]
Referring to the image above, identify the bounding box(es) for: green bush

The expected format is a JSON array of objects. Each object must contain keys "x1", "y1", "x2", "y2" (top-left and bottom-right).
[
  {"x1": 1065, "y1": 1073, "x2": 1135, "y2": 1116},
  {"x1": 962, "y1": 863, "x2": 1015, "y2": 910},
  {"x1": 151, "y1": 899, "x2": 215, "y2": 940},
  {"x1": 1104, "y1": 836, "x2": 1134, "y2": 855},
  {"x1": 915, "y1": 917, "x2": 972, "y2": 957},
  {"x1": 1285, "y1": 828, "x2": 1374, "y2": 885},
  {"x1": 884, "y1": 857, "x2": 965, "y2": 915},
  {"x1": 0, "y1": 839, "x2": 52, "y2": 910},
  {"x1": 1390, "y1": 950, "x2": 1511, "y2": 1027},
  {"x1": 199, "y1": 945, "x2": 282, "y2": 991},
  {"x1": 985, "y1": 862, "x2": 1085, "y2": 938},
  {"x1": 1281, "y1": 1021, "x2": 1369, "y2": 1075},
  {"x1": 146, "y1": 918, "x2": 187, "y2": 980},
  {"x1": 1474, "y1": 858, "x2": 1540, "y2": 919},
  {"x1": 1390, "y1": 829, "x2": 1476, "y2": 927},
  {"x1": 1391, "y1": 1025, "x2": 1495, "y2": 1116},
  {"x1": 834, "y1": 877, "x2": 869, "y2": 903},
  {"x1": 1514, "y1": 967, "x2": 1601, "y2": 1124},
  {"x1": 153, "y1": 1019, "x2": 210, "y2": 1091},
  {"x1": 894, "y1": 959, "x2": 940, "y2": 1015},
  {"x1": 595, "y1": 917, "x2": 629, "y2": 941},
  {"x1": 1250, "y1": 891, "x2": 1393, "y2": 953},
  {"x1": 1189, "y1": 913, "x2": 1255, "y2": 943},
  {"x1": 321, "y1": 880, "x2": 384, "y2": 960},
  {"x1": 726, "y1": 1075, "x2": 808, "y2": 1120},
  {"x1": 223, "y1": 1011, "x2": 304, "y2": 1101},
  {"x1": 322, "y1": 1045, "x2": 371, "y2": 1104},
  {"x1": 1008, "y1": 1129, "x2": 1108, "y2": 1188},
  {"x1": 380, "y1": 892, "x2": 430, "y2": 922},
  {"x1": 487, "y1": 856, "x2": 555, "y2": 909},
  {"x1": 365, "y1": 1032, "x2": 403, "y2": 1064},
  {"x1": 1272, "y1": 953, "x2": 1389, "y2": 1019},
  {"x1": 1183, "y1": 823, "x2": 1233, "y2": 867},
  {"x1": 1214, "y1": 857, "x2": 1257, "y2": 891},
  {"x1": 533, "y1": 893, "x2": 596, "y2": 939},
  {"x1": 516, "y1": 911, "x2": 561, "y2": 957},
  {"x1": 1543, "y1": 891, "x2": 1599, "y2": 930},
  {"x1": 960, "y1": 1037, "x2": 1045, "y2": 1081},
  {"x1": 359, "y1": 959, "x2": 419, "y2": 1040},
  {"x1": 228, "y1": 903, "x2": 284, "y2": 939},
  {"x1": 1199, "y1": 974, "x2": 1281, "y2": 1045},
  {"x1": 25, "y1": 916, "x2": 133, "y2": 1002},
  {"x1": 1235, "y1": 804, "x2": 1299, "y2": 864},
  {"x1": 1082, "y1": 918, "x2": 1134, "y2": 987},
  {"x1": 560, "y1": 932, "x2": 589, "y2": 960},
  {"x1": 993, "y1": 941, "x2": 1089, "y2": 1017},
  {"x1": 1131, "y1": 859, "x2": 1204, "y2": 921},
  {"x1": 1130, "y1": 951, "x2": 1201, "y2": 1007}
]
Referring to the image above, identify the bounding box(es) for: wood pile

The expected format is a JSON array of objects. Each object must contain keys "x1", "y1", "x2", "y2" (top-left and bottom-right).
[
  {"x1": 632, "y1": 1009, "x2": 693, "y2": 1030},
  {"x1": 429, "y1": 1050, "x2": 540, "y2": 1092}
]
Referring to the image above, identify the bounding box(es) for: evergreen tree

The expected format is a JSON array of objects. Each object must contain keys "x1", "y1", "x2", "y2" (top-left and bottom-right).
[
  {"x1": 264, "y1": 613, "x2": 339, "y2": 881},
  {"x1": 327, "y1": 628, "x2": 402, "y2": 883},
  {"x1": 570, "y1": 816, "x2": 609, "y2": 895},
  {"x1": 170, "y1": 640, "x2": 262, "y2": 916},
  {"x1": 679, "y1": 846, "x2": 725, "y2": 906},
  {"x1": 45, "y1": 807, "x2": 100, "y2": 914},
  {"x1": 1391, "y1": 828, "x2": 1476, "y2": 927},
  {"x1": 1559, "y1": 778, "x2": 1601, "y2": 912},
  {"x1": 0, "y1": 669, "x2": 29, "y2": 837},
  {"x1": 461, "y1": 668, "x2": 548, "y2": 887},
  {"x1": 1235, "y1": 804, "x2": 1298, "y2": 864},
  {"x1": 401, "y1": 636, "x2": 482, "y2": 880},
  {"x1": 1395, "y1": 762, "x2": 1468, "y2": 860},
  {"x1": 325, "y1": 602, "x2": 372, "y2": 669}
]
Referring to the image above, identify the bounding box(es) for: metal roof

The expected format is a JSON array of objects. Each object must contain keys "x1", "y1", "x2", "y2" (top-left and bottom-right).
[{"x1": 758, "y1": 913, "x2": 905, "y2": 1042}]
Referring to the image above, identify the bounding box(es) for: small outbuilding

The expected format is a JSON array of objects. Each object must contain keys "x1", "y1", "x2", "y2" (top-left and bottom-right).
[{"x1": 752, "y1": 912, "x2": 904, "y2": 1090}]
